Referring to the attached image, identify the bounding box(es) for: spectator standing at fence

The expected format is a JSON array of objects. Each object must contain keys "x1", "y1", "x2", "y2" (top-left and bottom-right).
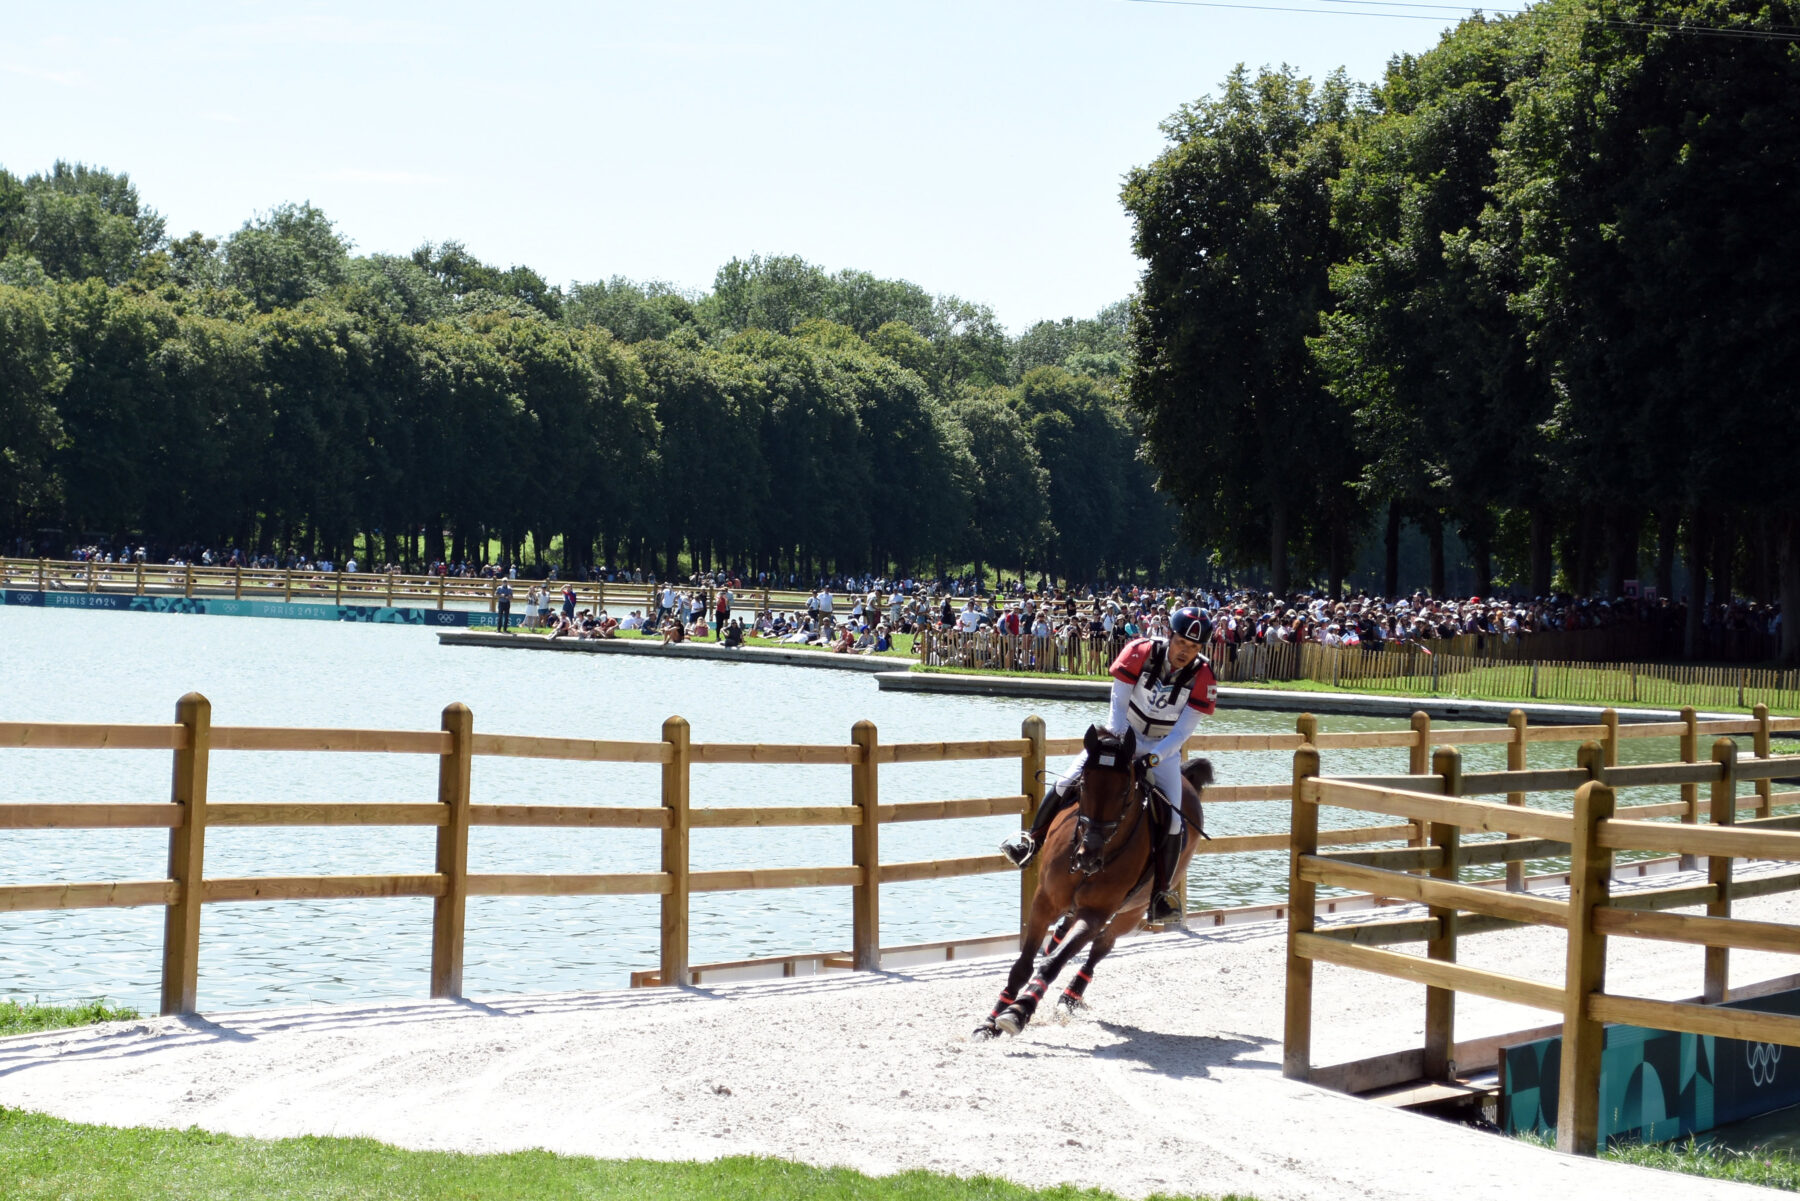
[
  {"x1": 714, "y1": 585, "x2": 732, "y2": 639},
  {"x1": 562, "y1": 584, "x2": 577, "y2": 623},
  {"x1": 496, "y1": 580, "x2": 513, "y2": 633}
]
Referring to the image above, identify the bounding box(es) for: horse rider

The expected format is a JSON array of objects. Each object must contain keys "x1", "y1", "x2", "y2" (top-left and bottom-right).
[{"x1": 999, "y1": 606, "x2": 1219, "y2": 922}]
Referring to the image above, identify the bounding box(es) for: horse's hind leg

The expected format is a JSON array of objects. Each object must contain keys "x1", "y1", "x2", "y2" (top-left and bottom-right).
[
  {"x1": 995, "y1": 907, "x2": 1104, "y2": 1036},
  {"x1": 1053, "y1": 914, "x2": 1131, "y2": 1024}
]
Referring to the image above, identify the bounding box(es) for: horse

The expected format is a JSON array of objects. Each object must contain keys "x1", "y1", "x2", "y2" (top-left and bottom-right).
[{"x1": 973, "y1": 723, "x2": 1212, "y2": 1039}]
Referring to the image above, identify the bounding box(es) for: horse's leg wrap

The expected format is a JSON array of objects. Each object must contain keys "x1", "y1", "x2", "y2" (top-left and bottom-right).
[
  {"x1": 987, "y1": 989, "x2": 1016, "y2": 1020},
  {"x1": 998, "y1": 917, "x2": 1093, "y2": 1033},
  {"x1": 1059, "y1": 968, "x2": 1095, "y2": 1007}
]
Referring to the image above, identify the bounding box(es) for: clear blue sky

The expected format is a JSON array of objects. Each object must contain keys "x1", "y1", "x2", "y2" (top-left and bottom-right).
[{"x1": 2, "y1": 1, "x2": 1463, "y2": 330}]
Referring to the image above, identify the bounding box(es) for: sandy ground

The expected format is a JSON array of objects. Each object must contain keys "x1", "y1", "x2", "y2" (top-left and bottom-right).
[{"x1": 4, "y1": 872, "x2": 1795, "y2": 1200}]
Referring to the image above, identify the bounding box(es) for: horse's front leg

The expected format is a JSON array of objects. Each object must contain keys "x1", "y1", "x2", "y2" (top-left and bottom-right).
[
  {"x1": 973, "y1": 892, "x2": 1058, "y2": 1039},
  {"x1": 1053, "y1": 914, "x2": 1132, "y2": 1024},
  {"x1": 994, "y1": 907, "x2": 1105, "y2": 1036}
]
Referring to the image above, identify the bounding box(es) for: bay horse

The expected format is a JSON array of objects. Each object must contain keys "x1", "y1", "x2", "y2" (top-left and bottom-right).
[{"x1": 973, "y1": 724, "x2": 1212, "y2": 1039}]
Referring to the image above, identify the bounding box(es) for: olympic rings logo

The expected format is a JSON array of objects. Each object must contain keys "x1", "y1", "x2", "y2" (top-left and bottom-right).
[{"x1": 1747, "y1": 1041, "x2": 1782, "y2": 1087}]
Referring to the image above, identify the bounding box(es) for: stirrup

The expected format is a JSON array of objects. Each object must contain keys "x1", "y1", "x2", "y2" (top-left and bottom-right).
[
  {"x1": 1146, "y1": 891, "x2": 1183, "y2": 924},
  {"x1": 999, "y1": 832, "x2": 1037, "y2": 868}
]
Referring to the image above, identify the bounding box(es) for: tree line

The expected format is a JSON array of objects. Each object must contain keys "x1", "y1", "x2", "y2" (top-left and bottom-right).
[
  {"x1": 0, "y1": 169, "x2": 1170, "y2": 584},
  {"x1": 1123, "y1": 0, "x2": 1800, "y2": 657}
]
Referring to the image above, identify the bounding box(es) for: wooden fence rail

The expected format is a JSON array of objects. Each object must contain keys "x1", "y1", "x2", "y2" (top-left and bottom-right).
[
  {"x1": 7, "y1": 692, "x2": 1795, "y2": 1017},
  {"x1": 1284, "y1": 732, "x2": 1800, "y2": 1157}
]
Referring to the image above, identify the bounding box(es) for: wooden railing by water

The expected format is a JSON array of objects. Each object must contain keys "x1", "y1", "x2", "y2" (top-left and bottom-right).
[
  {"x1": 1283, "y1": 731, "x2": 1800, "y2": 1156},
  {"x1": 9, "y1": 692, "x2": 1795, "y2": 1015}
]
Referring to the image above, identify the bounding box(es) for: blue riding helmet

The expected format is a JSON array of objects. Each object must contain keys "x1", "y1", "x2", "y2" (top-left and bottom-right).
[{"x1": 1170, "y1": 606, "x2": 1212, "y2": 644}]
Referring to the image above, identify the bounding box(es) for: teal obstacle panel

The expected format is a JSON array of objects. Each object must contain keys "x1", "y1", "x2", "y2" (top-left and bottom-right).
[
  {"x1": 1502, "y1": 988, "x2": 1800, "y2": 1144},
  {"x1": 2, "y1": 587, "x2": 493, "y2": 627}
]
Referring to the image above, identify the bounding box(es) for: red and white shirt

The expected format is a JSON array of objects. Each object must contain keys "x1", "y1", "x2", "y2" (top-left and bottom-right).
[{"x1": 1110, "y1": 637, "x2": 1218, "y2": 739}]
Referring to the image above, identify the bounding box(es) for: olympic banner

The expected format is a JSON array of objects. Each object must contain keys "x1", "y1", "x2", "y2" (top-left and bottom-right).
[{"x1": 1502, "y1": 986, "x2": 1800, "y2": 1145}]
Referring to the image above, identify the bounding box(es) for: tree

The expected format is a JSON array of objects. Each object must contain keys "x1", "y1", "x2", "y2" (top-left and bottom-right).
[
  {"x1": 1123, "y1": 66, "x2": 1363, "y2": 593},
  {"x1": 951, "y1": 388, "x2": 1053, "y2": 581},
  {"x1": 224, "y1": 203, "x2": 350, "y2": 312},
  {"x1": 0, "y1": 161, "x2": 165, "y2": 285},
  {"x1": 0, "y1": 284, "x2": 67, "y2": 536}
]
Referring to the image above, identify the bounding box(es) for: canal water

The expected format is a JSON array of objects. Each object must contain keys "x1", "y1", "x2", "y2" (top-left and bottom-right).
[{"x1": 0, "y1": 606, "x2": 1691, "y2": 1013}]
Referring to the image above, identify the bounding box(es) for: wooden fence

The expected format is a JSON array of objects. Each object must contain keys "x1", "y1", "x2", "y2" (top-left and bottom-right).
[
  {"x1": 0, "y1": 556, "x2": 800, "y2": 617},
  {"x1": 918, "y1": 627, "x2": 1800, "y2": 711},
  {"x1": 8, "y1": 688, "x2": 1796, "y2": 1015},
  {"x1": 1284, "y1": 728, "x2": 1800, "y2": 1155}
]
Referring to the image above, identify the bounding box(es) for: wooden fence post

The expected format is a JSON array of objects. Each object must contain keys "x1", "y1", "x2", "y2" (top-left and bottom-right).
[
  {"x1": 386, "y1": 571, "x2": 395, "y2": 607},
  {"x1": 1557, "y1": 774, "x2": 1617, "y2": 1156},
  {"x1": 851, "y1": 720, "x2": 881, "y2": 971},
  {"x1": 160, "y1": 692, "x2": 212, "y2": 1016},
  {"x1": 184, "y1": 565, "x2": 194, "y2": 598},
  {"x1": 335, "y1": 568, "x2": 344, "y2": 604},
  {"x1": 1020, "y1": 715, "x2": 1046, "y2": 931},
  {"x1": 1601, "y1": 708, "x2": 1619, "y2": 768},
  {"x1": 1295, "y1": 712, "x2": 1318, "y2": 744},
  {"x1": 233, "y1": 565, "x2": 242, "y2": 599},
  {"x1": 1283, "y1": 741, "x2": 1321, "y2": 1081},
  {"x1": 1424, "y1": 745, "x2": 1462, "y2": 1079},
  {"x1": 1679, "y1": 706, "x2": 1700, "y2": 872},
  {"x1": 1704, "y1": 737, "x2": 1738, "y2": 1003},
  {"x1": 1754, "y1": 704, "x2": 1773, "y2": 819},
  {"x1": 1408, "y1": 711, "x2": 1432, "y2": 851},
  {"x1": 135, "y1": 561, "x2": 145, "y2": 595},
  {"x1": 37, "y1": 558, "x2": 46, "y2": 590},
  {"x1": 283, "y1": 570, "x2": 293, "y2": 603},
  {"x1": 1506, "y1": 710, "x2": 1528, "y2": 891},
  {"x1": 660, "y1": 716, "x2": 691, "y2": 987},
  {"x1": 430, "y1": 703, "x2": 474, "y2": 998}
]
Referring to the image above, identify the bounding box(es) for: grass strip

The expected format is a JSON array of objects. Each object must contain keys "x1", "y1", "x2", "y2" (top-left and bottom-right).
[
  {"x1": 0, "y1": 999, "x2": 139, "y2": 1037},
  {"x1": 0, "y1": 1109, "x2": 1249, "y2": 1201},
  {"x1": 1606, "y1": 1137, "x2": 1800, "y2": 1190}
]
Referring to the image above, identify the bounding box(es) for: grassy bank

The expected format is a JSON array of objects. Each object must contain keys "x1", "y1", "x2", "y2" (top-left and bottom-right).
[
  {"x1": 0, "y1": 1109, "x2": 1245, "y2": 1201},
  {"x1": 0, "y1": 999, "x2": 138, "y2": 1037},
  {"x1": 1608, "y1": 1139, "x2": 1800, "y2": 1190}
]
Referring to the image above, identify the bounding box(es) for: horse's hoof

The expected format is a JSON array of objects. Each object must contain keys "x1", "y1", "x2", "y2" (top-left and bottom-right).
[
  {"x1": 994, "y1": 1009, "x2": 1024, "y2": 1036},
  {"x1": 1054, "y1": 998, "x2": 1083, "y2": 1025},
  {"x1": 971, "y1": 1021, "x2": 999, "y2": 1041}
]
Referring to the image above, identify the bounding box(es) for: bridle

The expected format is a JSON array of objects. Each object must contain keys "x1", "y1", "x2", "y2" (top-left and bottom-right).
[{"x1": 1070, "y1": 754, "x2": 1149, "y2": 877}]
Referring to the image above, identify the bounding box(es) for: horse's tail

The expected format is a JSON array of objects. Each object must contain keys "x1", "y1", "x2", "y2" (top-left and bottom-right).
[{"x1": 1181, "y1": 757, "x2": 1215, "y2": 791}]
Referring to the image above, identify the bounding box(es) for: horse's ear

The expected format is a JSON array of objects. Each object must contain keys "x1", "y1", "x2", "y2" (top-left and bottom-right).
[
  {"x1": 1083, "y1": 725, "x2": 1101, "y2": 757},
  {"x1": 1121, "y1": 728, "x2": 1136, "y2": 760}
]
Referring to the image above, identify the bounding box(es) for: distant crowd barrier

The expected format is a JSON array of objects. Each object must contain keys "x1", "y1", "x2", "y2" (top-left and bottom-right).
[
  {"x1": 6, "y1": 695, "x2": 1795, "y2": 1015},
  {"x1": 918, "y1": 627, "x2": 1800, "y2": 710}
]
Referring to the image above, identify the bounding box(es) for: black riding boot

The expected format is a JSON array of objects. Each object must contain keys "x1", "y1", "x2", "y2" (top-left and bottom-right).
[
  {"x1": 1146, "y1": 817, "x2": 1184, "y2": 924},
  {"x1": 999, "y1": 770, "x2": 1080, "y2": 868}
]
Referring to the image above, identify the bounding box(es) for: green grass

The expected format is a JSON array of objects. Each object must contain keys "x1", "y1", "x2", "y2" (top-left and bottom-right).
[
  {"x1": 1518, "y1": 1131, "x2": 1800, "y2": 1190},
  {"x1": 1606, "y1": 1138, "x2": 1800, "y2": 1189},
  {"x1": 0, "y1": 1109, "x2": 1250, "y2": 1201},
  {"x1": 0, "y1": 998, "x2": 139, "y2": 1037}
]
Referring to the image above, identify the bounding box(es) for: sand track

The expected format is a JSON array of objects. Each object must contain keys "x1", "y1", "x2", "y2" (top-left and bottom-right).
[{"x1": 3, "y1": 882, "x2": 1792, "y2": 1199}]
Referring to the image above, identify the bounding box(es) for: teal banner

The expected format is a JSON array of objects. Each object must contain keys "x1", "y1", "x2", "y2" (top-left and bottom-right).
[
  {"x1": 3, "y1": 588, "x2": 494, "y2": 628},
  {"x1": 1503, "y1": 987, "x2": 1800, "y2": 1145}
]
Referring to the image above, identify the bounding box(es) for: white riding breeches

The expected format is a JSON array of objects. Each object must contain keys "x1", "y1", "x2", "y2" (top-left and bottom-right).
[{"x1": 1062, "y1": 750, "x2": 1185, "y2": 836}]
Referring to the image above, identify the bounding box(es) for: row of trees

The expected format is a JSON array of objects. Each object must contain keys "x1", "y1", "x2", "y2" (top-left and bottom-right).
[
  {"x1": 0, "y1": 167, "x2": 1166, "y2": 583},
  {"x1": 1125, "y1": 0, "x2": 1800, "y2": 654}
]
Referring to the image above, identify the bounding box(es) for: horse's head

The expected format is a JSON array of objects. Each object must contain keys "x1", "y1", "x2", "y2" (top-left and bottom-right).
[{"x1": 1072, "y1": 724, "x2": 1138, "y2": 875}]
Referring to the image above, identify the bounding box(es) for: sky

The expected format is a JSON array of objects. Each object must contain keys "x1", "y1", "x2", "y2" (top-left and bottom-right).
[{"x1": 0, "y1": 1, "x2": 1467, "y2": 331}]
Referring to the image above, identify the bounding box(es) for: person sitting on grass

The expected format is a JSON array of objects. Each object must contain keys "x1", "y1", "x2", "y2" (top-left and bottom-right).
[
  {"x1": 869, "y1": 621, "x2": 892, "y2": 653},
  {"x1": 721, "y1": 616, "x2": 745, "y2": 648},
  {"x1": 830, "y1": 624, "x2": 857, "y2": 653},
  {"x1": 660, "y1": 615, "x2": 687, "y2": 645},
  {"x1": 596, "y1": 611, "x2": 620, "y2": 638},
  {"x1": 852, "y1": 624, "x2": 875, "y2": 653},
  {"x1": 687, "y1": 614, "x2": 709, "y2": 640}
]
